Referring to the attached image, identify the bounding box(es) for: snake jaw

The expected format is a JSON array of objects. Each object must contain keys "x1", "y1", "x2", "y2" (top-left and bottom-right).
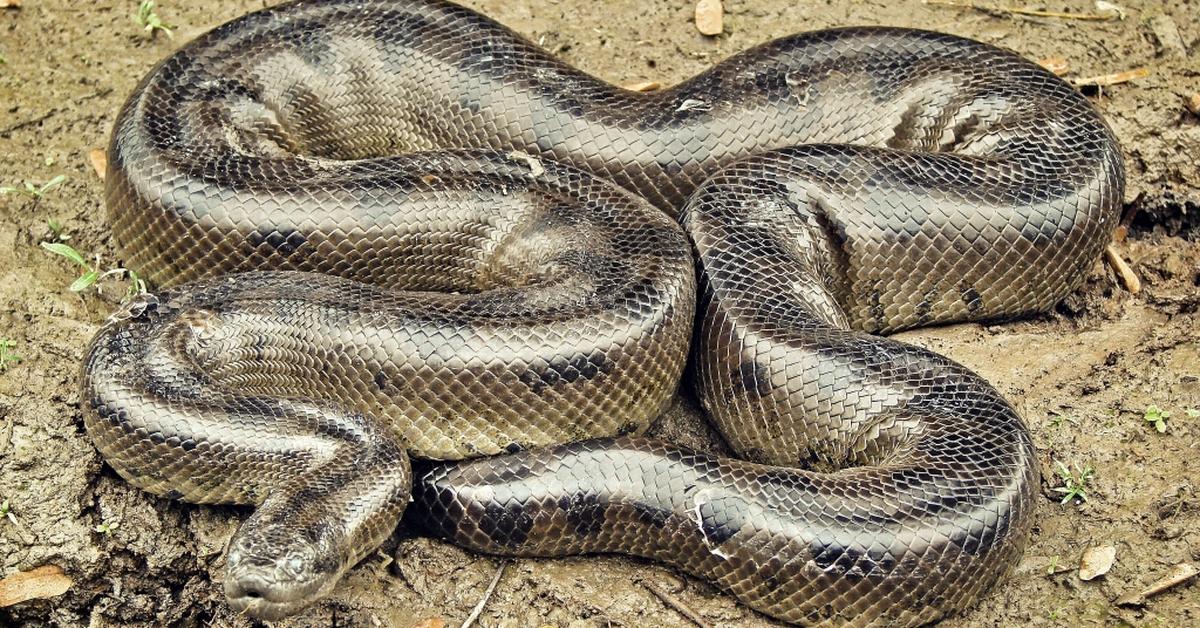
[
  {"x1": 224, "y1": 572, "x2": 309, "y2": 621},
  {"x1": 224, "y1": 522, "x2": 347, "y2": 620}
]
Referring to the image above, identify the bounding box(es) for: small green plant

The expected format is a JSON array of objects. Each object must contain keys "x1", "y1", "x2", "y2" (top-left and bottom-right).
[
  {"x1": 46, "y1": 219, "x2": 70, "y2": 241},
  {"x1": 1186, "y1": 408, "x2": 1199, "y2": 419},
  {"x1": 134, "y1": 1, "x2": 174, "y2": 39},
  {"x1": 0, "y1": 174, "x2": 66, "y2": 200},
  {"x1": 1046, "y1": 555, "x2": 1060, "y2": 574},
  {"x1": 1144, "y1": 405, "x2": 1170, "y2": 433},
  {"x1": 40, "y1": 241, "x2": 147, "y2": 298},
  {"x1": 0, "y1": 339, "x2": 19, "y2": 372},
  {"x1": 1054, "y1": 461, "x2": 1095, "y2": 505},
  {"x1": 1049, "y1": 413, "x2": 1079, "y2": 429},
  {"x1": 94, "y1": 520, "x2": 120, "y2": 536},
  {"x1": 0, "y1": 499, "x2": 17, "y2": 526}
]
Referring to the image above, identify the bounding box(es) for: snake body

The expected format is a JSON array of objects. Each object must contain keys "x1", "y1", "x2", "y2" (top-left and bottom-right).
[{"x1": 82, "y1": 0, "x2": 1124, "y2": 624}]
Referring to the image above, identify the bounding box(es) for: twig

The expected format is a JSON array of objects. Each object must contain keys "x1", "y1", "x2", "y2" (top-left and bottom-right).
[
  {"x1": 0, "y1": 88, "x2": 112, "y2": 136},
  {"x1": 76, "y1": 87, "x2": 114, "y2": 103},
  {"x1": 1139, "y1": 563, "x2": 1198, "y2": 598},
  {"x1": 460, "y1": 560, "x2": 507, "y2": 628},
  {"x1": 641, "y1": 580, "x2": 713, "y2": 628},
  {"x1": 1115, "y1": 563, "x2": 1198, "y2": 606},
  {"x1": 0, "y1": 108, "x2": 57, "y2": 136},
  {"x1": 923, "y1": 0, "x2": 1121, "y2": 20},
  {"x1": 1105, "y1": 244, "x2": 1140, "y2": 294},
  {"x1": 1070, "y1": 67, "x2": 1150, "y2": 88}
]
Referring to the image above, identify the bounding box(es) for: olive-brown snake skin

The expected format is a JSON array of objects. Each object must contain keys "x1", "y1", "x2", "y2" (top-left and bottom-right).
[{"x1": 81, "y1": 0, "x2": 1124, "y2": 624}]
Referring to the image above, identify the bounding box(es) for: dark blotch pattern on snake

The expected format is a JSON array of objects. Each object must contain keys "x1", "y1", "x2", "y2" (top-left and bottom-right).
[{"x1": 81, "y1": 0, "x2": 1123, "y2": 624}]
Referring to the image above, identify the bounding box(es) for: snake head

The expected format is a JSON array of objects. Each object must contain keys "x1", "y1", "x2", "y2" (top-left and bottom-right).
[{"x1": 223, "y1": 518, "x2": 348, "y2": 620}]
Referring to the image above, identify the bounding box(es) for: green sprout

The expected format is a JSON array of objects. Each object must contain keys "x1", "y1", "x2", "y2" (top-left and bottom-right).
[
  {"x1": 94, "y1": 520, "x2": 120, "y2": 536},
  {"x1": 1186, "y1": 408, "x2": 1199, "y2": 419},
  {"x1": 1049, "y1": 413, "x2": 1079, "y2": 429},
  {"x1": 1053, "y1": 461, "x2": 1095, "y2": 505},
  {"x1": 134, "y1": 1, "x2": 174, "y2": 39},
  {"x1": 0, "y1": 499, "x2": 16, "y2": 526},
  {"x1": 0, "y1": 339, "x2": 19, "y2": 372},
  {"x1": 40, "y1": 241, "x2": 147, "y2": 298},
  {"x1": 0, "y1": 174, "x2": 66, "y2": 199},
  {"x1": 46, "y1": 219, "x2": 69, "y2": 241},
  {"x1": 1144, "y1": 405, "x2": 1170, "y2": 433}
]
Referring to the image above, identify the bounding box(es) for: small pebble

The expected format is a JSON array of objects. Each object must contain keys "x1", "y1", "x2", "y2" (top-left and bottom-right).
[
  {"x1": 694, "y1": 0, "x2": 723, "y2": 36},
  {"x1": 1186, "y1": 93, "x2": 1200, "y2": 115},
  {"x1": 624, "y1": 80, "x2": 662, "y2": 92}
]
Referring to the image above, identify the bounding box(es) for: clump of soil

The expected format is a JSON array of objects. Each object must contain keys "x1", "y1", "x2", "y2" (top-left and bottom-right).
[{"x1": 1, "y1": 1, "x2": 1197, "y2": 626}]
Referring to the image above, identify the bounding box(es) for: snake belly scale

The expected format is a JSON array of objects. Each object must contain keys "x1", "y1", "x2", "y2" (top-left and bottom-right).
[{"x1": 81, "y1": 0, "x2": 1124, "y2": 624}]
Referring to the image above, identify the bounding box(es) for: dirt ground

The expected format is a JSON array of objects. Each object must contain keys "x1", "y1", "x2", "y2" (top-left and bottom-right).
[{"x1": 1, "y1": 0, "x2": 1197, "y2": 626}]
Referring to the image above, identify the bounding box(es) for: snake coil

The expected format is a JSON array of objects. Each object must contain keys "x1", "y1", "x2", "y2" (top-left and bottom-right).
[{"x1": 82, "y1": 0, "x2": 1123, "y2": 624}]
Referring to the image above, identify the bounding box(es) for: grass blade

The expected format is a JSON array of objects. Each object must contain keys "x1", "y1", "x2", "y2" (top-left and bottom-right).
[
  {"x1": 69, "y1": 270, "x2": 100, "y2": 292},
  {"x1": 40, "y1": 242, "x2": 89, "y2": 268}
]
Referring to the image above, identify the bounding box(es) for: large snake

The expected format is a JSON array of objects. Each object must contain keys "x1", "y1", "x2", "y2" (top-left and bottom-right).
[{"x1": 81, "y1": 0, "x2": 1124, "y2": 624}]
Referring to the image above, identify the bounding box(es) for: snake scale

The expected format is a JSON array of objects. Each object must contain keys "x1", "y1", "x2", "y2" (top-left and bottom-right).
[{"x1": 80, "y1": 0, "x2": 1124, "y2": 624}]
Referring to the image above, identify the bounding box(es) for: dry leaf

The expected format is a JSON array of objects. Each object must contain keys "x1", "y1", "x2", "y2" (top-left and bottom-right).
[
  {"x1": 623, "y1": 80, "x2": 662, "y2": 92},
  {"x1": 88, "y1": 148, "x2": 108, "y2": 181},
  {"x1": 694, "y1": 0, "x2": 723, "y2": 36},
  {"x1": 1078, "y1": 545, "x2": 1116, "y2": 581},
  {"x1": 411, "y1": 618, "x2": 445, "y2": 628},
  {"x1": 1037, "y1": 57, "x2": 1071, "y2": 76},
  {"x1": 1, "y1": 0, "x2": 21, "y2": 9},
  {"x1": 0, "y1": 565, "x2": 73, "y2": 607}
]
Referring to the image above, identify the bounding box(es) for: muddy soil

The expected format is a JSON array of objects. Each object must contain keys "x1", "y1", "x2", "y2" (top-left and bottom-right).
[{"x1": 1, "y1": 0, "x2": 1198, "y2": 626}]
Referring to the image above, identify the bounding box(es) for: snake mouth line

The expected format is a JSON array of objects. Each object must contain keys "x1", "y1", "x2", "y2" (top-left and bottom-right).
[
  {"x1": 223, "y1": 559, "x2": 323, "y2": 609},
  {"x1": 225, "y1": 587, "x2": 309, "y2": 623}
]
